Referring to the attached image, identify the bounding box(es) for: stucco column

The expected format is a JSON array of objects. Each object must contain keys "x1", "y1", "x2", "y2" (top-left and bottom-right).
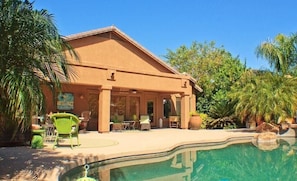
[
  {"x1": 180, "y1": 94, "x2": 190, "y2": 129},
  {"x1": 98, "y1": 85, "x2": 112, "y2": 133},
  {"x1": 190, "y1": 92, "x2": 196, "y2": 112}
]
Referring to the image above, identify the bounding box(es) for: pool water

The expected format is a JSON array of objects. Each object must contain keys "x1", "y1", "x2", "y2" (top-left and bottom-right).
[{"x1": 61, "y1": 138, "x2": 297, "y2": 181}]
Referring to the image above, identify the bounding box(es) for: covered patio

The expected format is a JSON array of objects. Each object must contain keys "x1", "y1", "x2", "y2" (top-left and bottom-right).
[{"x1": 42, "y1": 26, "x2": 202, "y2": 133}]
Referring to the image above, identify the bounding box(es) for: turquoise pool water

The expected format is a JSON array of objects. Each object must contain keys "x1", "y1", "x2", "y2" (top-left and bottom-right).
[{"x1": 61, "y1": 138, "x2": 297, "y2": 181}]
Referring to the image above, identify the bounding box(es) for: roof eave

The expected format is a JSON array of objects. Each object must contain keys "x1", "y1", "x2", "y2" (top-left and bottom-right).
[{"x1": 64, "y1": 26, "x2": 202, "y2": 92}]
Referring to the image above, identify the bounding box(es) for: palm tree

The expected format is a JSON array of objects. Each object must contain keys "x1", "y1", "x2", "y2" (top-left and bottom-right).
[
  {"x1": 0, "y1": 0, "x2": 78, "y2": 143},
  {"x1": 228, "y1": 71, "x2": 297, "y2": 125},
  {"x1": 230, "y1": 33, "x2": 297, "y2": 127},
  {"x1": 256, "y1": 33, "x2": 297, "y2": 76}
]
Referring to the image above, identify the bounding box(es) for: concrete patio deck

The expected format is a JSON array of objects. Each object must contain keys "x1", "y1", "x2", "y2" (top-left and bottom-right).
[{"x1": 0, "y1": 129, "x2": 258, "y2": 180}]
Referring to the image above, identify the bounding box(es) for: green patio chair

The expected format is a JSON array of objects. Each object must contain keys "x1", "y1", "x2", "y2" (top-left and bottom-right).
[{"x1": 51, "y1": 113, "x2": 80, "y2": 149}]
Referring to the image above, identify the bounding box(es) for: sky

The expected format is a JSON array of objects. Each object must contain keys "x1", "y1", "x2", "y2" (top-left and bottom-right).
[{"x1": 34, "y1": 0, "x2": 297, "y2": 69}]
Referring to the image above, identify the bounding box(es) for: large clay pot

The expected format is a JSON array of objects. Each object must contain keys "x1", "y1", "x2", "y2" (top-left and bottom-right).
[{"x1": 190, "y1": 115, "x2": 202, "y2": 130}]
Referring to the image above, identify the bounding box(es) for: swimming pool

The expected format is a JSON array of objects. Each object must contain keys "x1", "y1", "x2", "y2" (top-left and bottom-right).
[{"x1": 61, "y1": 137, "x2": 297, "y2": 181}]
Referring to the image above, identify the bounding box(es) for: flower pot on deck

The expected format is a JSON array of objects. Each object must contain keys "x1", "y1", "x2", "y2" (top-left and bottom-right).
[
  {"x1": 112, "y1": 123, "x2": 123, "y2": 131},
  {"x1": 189, "y1": 115, "x2": 202, "y2": 130}
]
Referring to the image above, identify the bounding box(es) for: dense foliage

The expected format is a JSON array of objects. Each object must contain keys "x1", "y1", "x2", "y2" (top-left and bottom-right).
[
  {"x1": 228, "y1": 71, "x2": 297, "y2": 124},
  {"x1": 165, "y1": 41, "x2": 246, "y2": 116},
  {"x1": 0, "y1": 0, "x2": 77, "y2": 142},
  {"x1": 227, "y1": 33, "x2": 297, "y2": 125}
]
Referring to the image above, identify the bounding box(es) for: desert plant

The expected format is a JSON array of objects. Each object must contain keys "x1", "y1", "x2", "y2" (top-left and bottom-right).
[{"x1": 206, "y1": 116, "x2": 238, "y2": 129}]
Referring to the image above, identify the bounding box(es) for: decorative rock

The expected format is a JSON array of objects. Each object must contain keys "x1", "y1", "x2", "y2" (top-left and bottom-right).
[
  {"x1": 252, "y1": 132, "x2": 279, "y2": 151},
  {"x1": 257, "y1": 132, "x2": 277, "y2": 143},
  {"x1": 255, "y1": 122, "x2": 279, "y2": 133}
]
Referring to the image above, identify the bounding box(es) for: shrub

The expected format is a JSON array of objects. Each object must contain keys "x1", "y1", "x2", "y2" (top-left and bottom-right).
[{"x1": 31, "y1": 135, "x2": 43, "y2": 149}]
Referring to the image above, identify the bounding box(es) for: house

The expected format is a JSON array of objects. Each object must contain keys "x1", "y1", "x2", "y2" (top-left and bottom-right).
[{"x1": 42, "y1": 26, "x2": 202, "y2": 133}]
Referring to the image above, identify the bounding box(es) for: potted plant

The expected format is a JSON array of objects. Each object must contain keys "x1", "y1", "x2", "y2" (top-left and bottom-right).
[
  {"x1": 189, "y1": 111, "x2": 202, "y2": 130},
  {"x1": 132, "y1": 114, "x2": 137, "y2": 121},
  {"x1": 112, "y1": 115, "x2": 122, "y2": 131}
]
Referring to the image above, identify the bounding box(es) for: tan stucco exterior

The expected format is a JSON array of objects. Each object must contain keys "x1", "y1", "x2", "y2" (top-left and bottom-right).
[{"x1": 43, "y1": 26, "x2": 201, "y2": 133}]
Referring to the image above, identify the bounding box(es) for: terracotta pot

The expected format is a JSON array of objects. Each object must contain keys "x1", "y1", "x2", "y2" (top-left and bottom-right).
[
  {"x1": 190, "y1": 115, "x2": 202, "y2": 130},
  {"x1": 256, "y1": 116, "x2": 264, "y2": 126},
  {"x1": 112, "y1": 123, "x2": 123, "y2": 131},
  {"x1": 246, "y1": 120, "x2": 256, "y2": 129}
]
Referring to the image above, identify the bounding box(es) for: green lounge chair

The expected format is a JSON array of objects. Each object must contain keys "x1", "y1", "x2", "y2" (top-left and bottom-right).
[{"x1": 51, "y1": 113, "x2": 80, "y2": 149}]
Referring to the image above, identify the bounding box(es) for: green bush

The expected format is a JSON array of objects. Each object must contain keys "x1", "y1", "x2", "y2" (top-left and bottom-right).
[
  {"x1": 199, "y1": 113, "x2": 212, "y2": 129},
  {"x1": 31, "y1": 135, "x2": 43, "y2": 149}
]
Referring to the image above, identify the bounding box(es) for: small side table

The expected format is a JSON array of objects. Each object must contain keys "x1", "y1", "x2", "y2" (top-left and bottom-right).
[
  {"x1": 32, "y1": 129, "x2": 45, "y2": 137},
  {"x1": 123, "y1": 121, "x2": 136, "y2": 130}
]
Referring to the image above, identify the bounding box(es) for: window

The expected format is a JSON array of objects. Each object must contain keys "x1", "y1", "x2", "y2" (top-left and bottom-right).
[
  {"x1": 110, "y1": 96, "x2": 126, "y2": 117},
  {"x1": 163, "y1": 98, "x2": 171, "y2": 118},
  {"x1": 129, "y1": 97, "x2": 139, "y2": 120}
]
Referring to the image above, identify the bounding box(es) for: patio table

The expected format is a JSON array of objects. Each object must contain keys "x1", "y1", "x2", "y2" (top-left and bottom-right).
[
  {"x1": 122, "y1": 122, "x2": 130, "y2": 130},
  {"x1": 123, "y1": 121, "x2": 136, "y2": 130}
]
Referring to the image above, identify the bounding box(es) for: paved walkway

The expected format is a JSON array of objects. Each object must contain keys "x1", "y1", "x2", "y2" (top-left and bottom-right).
[{"x1": 0, "y1": 129, "x2": 257, "y2": 180}]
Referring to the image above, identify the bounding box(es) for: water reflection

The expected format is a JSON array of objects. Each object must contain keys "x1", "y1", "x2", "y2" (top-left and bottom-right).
[
  {"x1": 98, "y1": 150, "x2": 197, "y2": 181},
  {"x1": 61, "y1": 138, "x2": 297, "y2": 181}
]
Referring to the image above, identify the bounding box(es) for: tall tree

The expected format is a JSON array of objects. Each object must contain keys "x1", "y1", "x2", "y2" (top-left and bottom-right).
[
  {"x1": 165, "y1": 41, "x2": 245, "y2": 114},
  {"x1": 256, "y1": 33, "x2": 297, "y2": 76},
  {"x1": 0, "y1": 0, "x2": 77, "y2": 142}
]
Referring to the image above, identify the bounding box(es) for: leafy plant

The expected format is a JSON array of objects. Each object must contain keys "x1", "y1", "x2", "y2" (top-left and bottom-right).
[
  {"x1": 112, "y1": 115, "x2": 119, "y2": 123},
  {"x1": 208, "y1": 91, "x2": 236, "y2": 119},
  {"x1": 199, "y1": 113, "x2": 212, "y2": 129},
  {"x1": 190, "y1": 111, "x2": 200, "y2": 116},
  {"x1": 206, "y1": 116, "x2": 238, "y2": 129},
  {"x1": 0, "y1": 0, "x2": 78, "y2": 143},
  {"x1": 31, "y1": 135, "x2": 43, "y2": 149},
  {"x1": 165, "y1": 41, "x2": 245, "y2": 114},
  {"x1": 228, "y1": 71, "x2": 297, "y2": 124}
]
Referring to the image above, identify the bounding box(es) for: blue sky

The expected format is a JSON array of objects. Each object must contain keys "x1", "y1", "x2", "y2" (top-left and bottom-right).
[{"x1": 34, "y1": 0, "x2": 297, "y2": 69}]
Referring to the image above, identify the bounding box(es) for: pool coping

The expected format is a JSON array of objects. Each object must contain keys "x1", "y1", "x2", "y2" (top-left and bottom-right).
[
  {"x1": 3, "y1": 128, "x2": 296, "y2": 180},
  {"x1": 53, "y1": 129, "x2": 259, "y2": 180},
  {"x1": 61, "y1": 136, "x2": 257, "y2": 180}
]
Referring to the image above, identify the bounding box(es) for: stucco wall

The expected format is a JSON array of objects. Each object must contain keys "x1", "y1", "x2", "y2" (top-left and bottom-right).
[
  {"x1": 68, "y1": 34, "x2": 172, "y2": 74},
  {"x1": 43, "y1": 28, "x2": 199, "y2": 132}
]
